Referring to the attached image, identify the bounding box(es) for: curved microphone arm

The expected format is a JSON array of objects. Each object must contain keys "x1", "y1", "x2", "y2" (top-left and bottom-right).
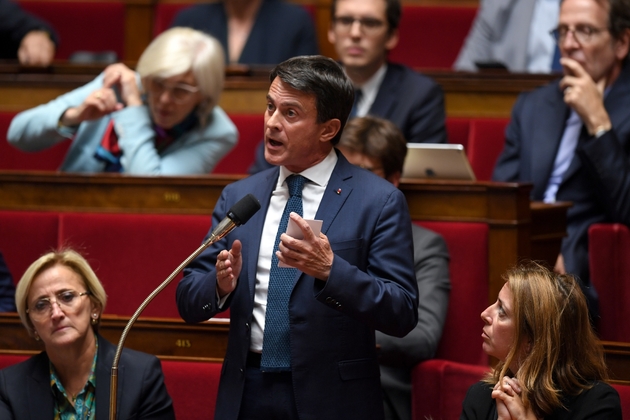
[{"x1": 108, "y1": 233, "x2": 227, "y2": 420}]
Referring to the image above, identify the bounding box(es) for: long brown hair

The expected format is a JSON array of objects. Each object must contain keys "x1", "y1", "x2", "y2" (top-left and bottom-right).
[{"x1": 487, "y1": 262, "x2": 608, "y2": 417}]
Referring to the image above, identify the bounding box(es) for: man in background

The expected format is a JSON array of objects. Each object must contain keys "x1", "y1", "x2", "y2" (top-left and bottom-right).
[
  {"x1": 338, "y1": 116, "x2": 450, "y2": 420},
  {"x1": 492, "y1": 0, "x2": 630, "y2": 318},
  {"x1": 0, "y1": 0, "x2": 57, "y2": 66}
]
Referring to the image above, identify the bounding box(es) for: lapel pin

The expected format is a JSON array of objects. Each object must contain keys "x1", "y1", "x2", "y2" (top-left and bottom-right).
[{"x1": 336, "y1": 188, "x2": 342, "y2": 195}]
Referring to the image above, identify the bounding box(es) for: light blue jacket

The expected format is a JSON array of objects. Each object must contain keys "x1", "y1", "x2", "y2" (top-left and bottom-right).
[{"x1": 7, "y1": 72, "x2": 238, "y2": 175}]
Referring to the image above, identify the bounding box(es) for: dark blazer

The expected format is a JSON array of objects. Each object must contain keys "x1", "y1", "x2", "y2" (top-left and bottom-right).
[
  {"x1": 378, "y1": 224, "x2": 450, "y2": 420},
  {"x1": 460, "y1": 380, "x2": 622, "y2": 419},
  {"x1": 177, "y1": 151, "x2": 418, "y2": 420},
  {"x1": 0, "y1": 0, "x2": 58, "y2": 60},
  {"x1": 0, "y1": 252, "x2": 15, "y2": 313},
  {"x1": 492, "y1": 62, "x2": 630, "y2": 314},
  {"x1": 0, "y1": 336, "x2": 175, "y2": 419},
  {"x1": 171, "y1": 0, "x2": 318, "y2": 65},
  {"x1": 370, "y1": 63, "x2": 447, "y2": 144}
]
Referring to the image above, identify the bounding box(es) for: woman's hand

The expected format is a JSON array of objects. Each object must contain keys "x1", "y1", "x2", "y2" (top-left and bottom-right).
[
  {"x1": 492, "y1": 376, "x2": 539, "y2": 420},
  {"x1": 102, "y1": 63, "x2": 143, "y2": 107}
]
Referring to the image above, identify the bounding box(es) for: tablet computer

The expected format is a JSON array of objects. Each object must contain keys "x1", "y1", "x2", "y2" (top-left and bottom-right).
[{"x1": 401, "y1": 143, "x2": 476, "y2": 181}]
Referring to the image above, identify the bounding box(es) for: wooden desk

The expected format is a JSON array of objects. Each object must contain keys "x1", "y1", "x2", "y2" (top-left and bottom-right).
[
  {"x1": 1, "y1": 313, "x2": 628, "y2": 383},
  {"x1": 0, "y1": 171, "x2": 568, "y2": 303},
  {"x1": 0, "y1": 64, "x2": 554, "y2": 117}
]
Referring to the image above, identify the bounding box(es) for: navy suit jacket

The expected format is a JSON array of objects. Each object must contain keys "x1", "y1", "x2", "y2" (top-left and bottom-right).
[
  {"x1": 171, "y1": 0, "x2": 318, "y2": 65},
  {"x1": 0, "y1": 336, "x2": 175, "y2": 419},
  {"x1": 370, "y1": 63, "x2": 447, "y2": 144},
  {"x1": 493, "y1": 61, "x2": 630, "y2": 312},
  {"x1": 177, "y1": 151, "x2": 418, "y2": 420}
]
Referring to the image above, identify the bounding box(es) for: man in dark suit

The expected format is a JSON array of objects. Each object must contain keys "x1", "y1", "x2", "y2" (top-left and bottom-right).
[
  {"x1": 0, "y1": 0, "x2": 57, "y2": 66},
  {"x1": 177, "y1": 56, "x2": 418, "y2": 420},
  {"x1": 247, "y1": 0, "x2": 446, "y2": 174},
  {"x1": 492, "y1": 0, "x2": 630, "y2": 318},
  {"x1": 337, "y1": 116, "x2": 450, "y2": 420}
]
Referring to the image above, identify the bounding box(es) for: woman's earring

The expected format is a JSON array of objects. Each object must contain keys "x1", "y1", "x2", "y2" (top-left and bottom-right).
[
  {"x1": 91, "y1": 313, "x2": 98, "y2": 325},
  {"x1": 33, "y1": 330, "x2": 40, "y2": 341}
]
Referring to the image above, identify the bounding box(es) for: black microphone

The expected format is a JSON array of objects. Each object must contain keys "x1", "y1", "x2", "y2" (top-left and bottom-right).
[
  {"x1": 109, "y1": 194, "x2": 260, "y2": 420},
  {"x1": 205, "y1": 193, "x2": 261, "y2": 244}
]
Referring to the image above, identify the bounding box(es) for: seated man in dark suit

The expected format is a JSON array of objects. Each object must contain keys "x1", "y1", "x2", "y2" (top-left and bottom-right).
[
  {"x1": 248, "y1": 0, "x2": 447, "y2": 174},
  {"x1": 338, "y1": 116, "x2": 451, "y2": 420},
  {"x1": 0, "y1": 252, "x2": 16, "y2": 312},
  {"x1": 492, "y1": 0, "x2": 630, "y2": 319},
  {"x1": 170, "y1": 0, "x2": 318, "y2": 65}
]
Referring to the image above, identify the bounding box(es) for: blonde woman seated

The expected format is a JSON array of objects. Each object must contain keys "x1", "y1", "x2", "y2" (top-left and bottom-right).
[
  {"x1": 8, "y1": 27, "x2": 236, "y2": 175},
  {"x1": 461, "y1": 262, "x2": 621, "y2": 420},
  {"x1": 0, "y1": 249, "x2": 175, "y2": 419}
]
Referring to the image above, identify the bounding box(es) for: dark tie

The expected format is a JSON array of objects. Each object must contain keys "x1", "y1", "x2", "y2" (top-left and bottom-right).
[
  {"x1": 261, "y1": 174, "x2": 306, "y2": 371},
  {"x1": 349, "y1": 88, "x2": 363, "y2": 119}
]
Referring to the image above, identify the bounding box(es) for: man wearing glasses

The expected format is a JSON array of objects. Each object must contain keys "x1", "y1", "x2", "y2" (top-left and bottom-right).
[
  {"x1": 492, "y1": 0, "x2": 630, "y2": 320},
  {"x1": 327, "y1": 0, "x2": 447, "y2": 145}
]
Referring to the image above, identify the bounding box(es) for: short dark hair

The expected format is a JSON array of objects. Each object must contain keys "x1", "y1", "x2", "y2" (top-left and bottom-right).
[
  {"x1": 270, "y1": 55, "x2": 354, "y2": 145},
  {"x1": 338, "y1": 116, "x2": 407, "y2": 179},
  {"x1": 331, "y1": 0, "x2": 402, "y2": 32}
]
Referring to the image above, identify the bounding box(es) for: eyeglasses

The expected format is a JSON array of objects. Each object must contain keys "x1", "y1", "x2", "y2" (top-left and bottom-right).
[
  {"x1": 550, "y1": 24, "x2": 608, "y2": 45},
  {"x1": 27, "y1": 290, "x2": 91, "y2": 321},
  {"x1": 333, "y1": 16, "x2": 386, "y2": 34},
  {"x1": 147, "y1": 78, "x2": 200, "y2": 103}
]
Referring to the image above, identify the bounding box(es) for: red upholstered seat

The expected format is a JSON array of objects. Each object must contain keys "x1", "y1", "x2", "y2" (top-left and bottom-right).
[
  {"x1": 412, "y1": 359, "x2": 489, "y2": 420},
  {"x1": 0, "y1": 210, "x2": 59, "y2": 283},
  {"x1": 416, "y1": 221, "x2": 488, "y2": 365},
  {"x1": 390, "y1": 6, "x2": 477, "y2": 70},
  {"x1": 467, "y1": 118, "x2": 510, "y2": 181},
  {"x1": 213, "y1": 114, "x2": 264, "y2": 174},
  {"x1": 19, "y1": 1, "x2": 125, "y2": 60},
  {"x1": 589, "y1": 223, "x2": 630, "y2": 342},
  {"x1": 612, "y1": 383, "x2": 630, "y2": 420},
  {"x1": 161, "y1": 360, "x2": 222, "y2": 419},
  {"x1": 446, "y1": 117, "x2": 471, "y2": 150},
  {"x1": 58, "y1": 213, "x2": 211, "y2": 318},
  {"x1": 0, "y1": 111, "x2": 70, "y2": 171},
  {"x1": 0, "y1": 353, "x2": 30, "y2": 370}
]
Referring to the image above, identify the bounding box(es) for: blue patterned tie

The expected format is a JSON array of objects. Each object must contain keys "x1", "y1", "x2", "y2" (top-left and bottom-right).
[{"x1": 261, "y1": 174, "x2": 306, "y2": 371}]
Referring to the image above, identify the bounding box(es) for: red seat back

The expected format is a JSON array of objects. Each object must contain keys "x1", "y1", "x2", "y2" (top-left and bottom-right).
[
  {"x1": 416, "y1": 221, "x2": 488, "y2": 365},
  {"x1": 161, "y1": 360, "x2": 221, "y2": 419},
  {"x1": 19, "y1": 1, "x2": 126, "y2": 60},
  {"x1": 446, "y1": 117, "x2": 471, "y2": 150},
  {"x1": 58, "y1": 213, "x2": 210, "y2": 318},
  {"x1": 390, "y1": 6, "x2": 477, "y2": 70},
  {"x1": 589, "y1": 223, "x2": 630, "y2": 342},
  {"x1": 612, "y1": 382, "x2": 630, "y2": 420},
  {"x1": 467, "y1": 118, "x2": 509, "y2": 181},
  {"x1": 213, "y1": 114, "x2": 264, "y2": 174},
  {"x1": 412, "y1": 359, "x2": 489, "y2": 420}
]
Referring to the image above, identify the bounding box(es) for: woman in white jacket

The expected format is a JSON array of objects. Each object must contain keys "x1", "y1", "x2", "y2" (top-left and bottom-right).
[{"x1": 8, "y1": 27, "x2": 237, "y2": 175}]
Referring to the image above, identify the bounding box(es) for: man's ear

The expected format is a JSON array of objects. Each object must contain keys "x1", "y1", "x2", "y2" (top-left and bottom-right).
[
  {"x1": 319, "y1": 119, "x2": 342, "y2": 143},
  {"x1": 385, "y1": 28, "x2": 400, "y2": 51},
  {"x1": 614, "y1": 28, "x2": 630, "y2": 61},
  {"x1": 387, "y1": 171, "x2": 401, "y2": 188}
]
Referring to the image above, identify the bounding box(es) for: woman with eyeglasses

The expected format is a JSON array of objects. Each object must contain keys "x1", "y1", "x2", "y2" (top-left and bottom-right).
[
  {"x1": 460, "y1": 262, "x2": 621, "y2": 420},
  {"x1": 0, "y1": 249, "x2": 175, "y2": 419},
  {"x1": 8, "y1": 27, "x2": 237, "y2": 175}
]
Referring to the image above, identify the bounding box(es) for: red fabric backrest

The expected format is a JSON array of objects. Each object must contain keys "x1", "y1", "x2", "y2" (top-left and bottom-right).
[
  {"x1": 161, "y1": 360, "x2": 221, "y2": 419},
  {"x1": 154, "y1": 3, "x2": 316, "y2": 37},
  {"x1": 467, "y1": 118, "x2": 509, "y2": 181},
  {"x1": 390, "y1": 6, "x2": 477, "y2": 70},
  {"x1": 0, "y1": 111, "x2": 70, "y2": 171},
  {"x1": 412, "y1": 359, "x2": 490, "y2": 420},
  {"x1": 446, "y1": 117, "x2": 471, "y2": 150},
  {"x1": 58, "y1": 213, "x2": 211, "y2": 318},
  {"x1": 612, "y1": 383, "x2": 630, "y2": 420},
  {"x1": 18, "y1": 1, "x2": 126, "y2": 60},
  {"x1": 415, "y1": 221, "x2": 488, "y2": 365},
  {"x1": 0, "y1": 353, "x2": 30, "y2": 370},
  {"x1": 589, "y1": 223, "x2": 630, "y2": 342},
  {"x1": 213, "y1": 113, "x2": 264, "y2": 174},
  {"x1": 0, "y1": 211, "x2": 60, "y2": 284}
]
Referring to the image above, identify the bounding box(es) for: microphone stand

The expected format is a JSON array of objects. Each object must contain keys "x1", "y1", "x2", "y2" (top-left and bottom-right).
[{"x1": 108, "y1": 228, "x2": 232, "y2": 420}]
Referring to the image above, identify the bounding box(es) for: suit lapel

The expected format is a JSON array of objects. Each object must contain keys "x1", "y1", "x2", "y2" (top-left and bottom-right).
[
  {"x1": 315, "y1": 152, "x2": 353, "y2": 235},
  {"x1": 369, "y1": 65, "x2": 399, "y2": 119},
  {"x1": 531, "y1": 83, "x2": 569, "y2": 198},
  {"x1": 95, "y1": 336, "x2": 121, "y2": 419},
  {"x1": 27, "y1": 354, "x2": 54, "y2": 420}
]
